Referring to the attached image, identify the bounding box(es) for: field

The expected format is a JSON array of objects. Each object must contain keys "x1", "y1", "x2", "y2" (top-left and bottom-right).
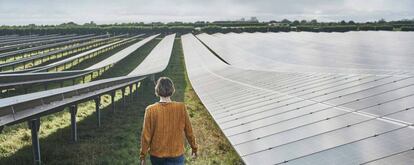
[{"x1": 0, "y1": 38, "x2": 243, "y2": 164}]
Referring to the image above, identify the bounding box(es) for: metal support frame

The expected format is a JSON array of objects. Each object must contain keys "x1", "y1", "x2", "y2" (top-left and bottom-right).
[
  {"x1": 129, "y1": 85, "x2": 133, "y2": 103},
  {"x1": 136, "y1": 83, "x2": 140, "y2": 98},
  {"x1": 150, "y1": 74, "x2": 156, "y2": 84},
  {"x1": 122, "y1": 88, "x2": 126, "y2": 109},
  {"x1": 94, "y1": 97, "x2": 101, "y2": 127},
  {"x1": 28, "y1": 118, "x2": 41, "y2": 165},
  {"x1": 111, "y1": 92, "x2": 116, "y2": 112},
  {"x1": 69, "y1": 105, "x2": 78, "y2": 142}
]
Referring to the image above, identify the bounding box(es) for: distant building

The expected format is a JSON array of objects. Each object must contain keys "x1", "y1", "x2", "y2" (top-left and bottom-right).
[{"x1": 249, "y1": 17, "x2": 258, "y2": 22}]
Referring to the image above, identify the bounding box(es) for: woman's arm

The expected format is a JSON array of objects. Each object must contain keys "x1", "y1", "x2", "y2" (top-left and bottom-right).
[
  {"x1": 140, "y1": 107, "x2": 153, "y2": 160},
  {"x1": 183, "y1": 105, "x2": 198, "y2": 154}
]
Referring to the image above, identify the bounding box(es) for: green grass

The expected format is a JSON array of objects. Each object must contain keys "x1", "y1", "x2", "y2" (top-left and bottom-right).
[{"x1": 0, "y1": 38, "x2": 243, "y2": 164}]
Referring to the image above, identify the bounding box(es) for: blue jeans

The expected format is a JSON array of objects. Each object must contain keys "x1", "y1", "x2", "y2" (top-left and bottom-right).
[{"x1": 150, "y1": 155, "x2": 185, "y2": 165}]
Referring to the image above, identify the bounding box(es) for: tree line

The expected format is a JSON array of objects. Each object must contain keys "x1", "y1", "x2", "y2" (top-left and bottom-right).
[{"x1": 1, "y1": 19, "x2": 413, "y2": 35}]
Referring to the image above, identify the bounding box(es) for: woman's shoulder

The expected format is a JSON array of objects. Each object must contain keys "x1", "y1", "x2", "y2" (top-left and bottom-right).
[
  {"x1": 146, "y1": 102, "x2": 185, "y2": 109},
  {"x1": 171, "y1": 101, "x2": 186, "y2": 108},
  {"x1": 145, "y1": 103, "x2": 159, "y2": 111},
  {"x1": 172, "y1": 101, "x2": 185, "y2": 105}
]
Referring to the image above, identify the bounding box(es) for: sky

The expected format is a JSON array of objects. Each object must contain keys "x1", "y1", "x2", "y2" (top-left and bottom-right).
[{"x1": 0, "y1": 0, "x2": 413, "y2": 25}]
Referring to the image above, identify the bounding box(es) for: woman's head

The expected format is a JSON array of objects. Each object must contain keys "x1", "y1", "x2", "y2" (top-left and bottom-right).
[{"x1": 155, "y1": 77, "x2": 175, "y2": 97}]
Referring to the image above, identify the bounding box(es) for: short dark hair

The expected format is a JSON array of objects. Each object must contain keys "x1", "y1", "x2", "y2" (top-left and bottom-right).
[{"x1": 155, "y1": 77, "x2": 175, "y2": 97}]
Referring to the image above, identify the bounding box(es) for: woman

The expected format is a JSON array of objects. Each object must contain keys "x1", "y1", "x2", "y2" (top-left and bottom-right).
[{"x1": 140, "y1": 77, "x2": 198, "y2": 165}]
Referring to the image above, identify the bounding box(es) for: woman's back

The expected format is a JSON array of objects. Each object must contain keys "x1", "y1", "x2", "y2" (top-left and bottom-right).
[
  {"x1": 140, "y1": 77, "x2": 197, "y2": 165},
  {"x1": 140, "y1": 101, "x2": 197, "y2": 160}
]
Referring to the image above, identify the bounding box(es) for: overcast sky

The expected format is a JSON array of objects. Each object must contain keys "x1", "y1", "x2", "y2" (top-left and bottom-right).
[{"x1": 0, "y1": 0, "x2": 413, "y2": 25}]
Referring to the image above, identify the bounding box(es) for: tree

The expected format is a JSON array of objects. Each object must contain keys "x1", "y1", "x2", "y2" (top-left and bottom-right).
[
  {"x1": 340, "y1": 20, "x2": 346, "y2": 25},
  {"x1": 348, "y1": 20, "x2": 356, "y2": 24},
  {"x1": 310, "y1": 19, "x2": 318, "y2": 24},
  {"x1": 281, "y1": 19, "x2": 291, "y2": 24},
  {"x1": 84, "y1": 21, "x2": 97, "y2": 26},
  {"x1": 300, "y1": 20, "x2": 307, "y2": 24},
  {"x1": 292, "y1": 20, "x2": 300, "y2": 26},
  {"x1": 378, "y1": 18, "x2": 386, "y2": 24},
  {"x1": 60, "y1": 22, "x2": 78, "y2": 26}
]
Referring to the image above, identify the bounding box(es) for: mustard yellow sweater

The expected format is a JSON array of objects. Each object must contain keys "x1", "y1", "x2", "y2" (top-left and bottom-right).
[{"x1": 140, "y1": 102, "x2": 197, "y2": 160}]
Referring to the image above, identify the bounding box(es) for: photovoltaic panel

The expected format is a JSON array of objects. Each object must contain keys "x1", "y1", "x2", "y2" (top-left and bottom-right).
[{"x1": 183, "y1": 32, "x2": 414, "y2": 164}]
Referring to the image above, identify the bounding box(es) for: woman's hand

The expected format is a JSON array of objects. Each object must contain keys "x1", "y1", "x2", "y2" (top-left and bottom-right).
[
  {"x1": 191, "y1": 150, "x2": 198, "y2": 159},
  {"x1": 140, "y1": 159, "x2": 146, "y2": 165}
]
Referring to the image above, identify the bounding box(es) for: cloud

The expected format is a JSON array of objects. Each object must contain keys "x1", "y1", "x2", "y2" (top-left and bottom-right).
[{"x1": 0, "y1": 0, "x2": 413, "y2": 25}]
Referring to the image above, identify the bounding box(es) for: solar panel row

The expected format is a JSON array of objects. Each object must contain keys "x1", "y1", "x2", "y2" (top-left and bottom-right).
[
  {"x1": 0, "y1": 34, "x2": 62, "y2": 47},
  {"x1": 0, "y1": 34, "x2": 101, "y2": 59},
  {"x1": 197, "y1": 32, "x2": 414, "y2": 76},
  {"x1": 0, "y1": 35, "x2": 124, "y2": 71},
  {"x1": 182, "y1": 33, "x2": 414, "y2": 165},
  {"x1": 0, "y1": 33, "x2": 172, "y2": 127},
  {"x1": 0, "y1": 34, "x2": 148, "y2": 92},
  {"x1": 0, "y1": 33, "x2": 173, "y2": 164}
]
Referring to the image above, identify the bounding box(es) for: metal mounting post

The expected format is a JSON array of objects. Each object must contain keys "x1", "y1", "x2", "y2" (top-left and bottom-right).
[
  {"x1": 129, "y1": 85, "x2": 133, "y2": 103},
  {"x1": 28, "y1": 118, "x2": 41, "y2": 165},
  {"x1": 111, "y1": 92, "x2": 116, "y2": 112},
  {"x1": 150, "y1": 74, "x2": 156, "y2": 84},
  {"x1": 136, "y1": 83, "x2": 140, "y2": 98},
  {"x1": 94, "y1": 97, "x2": 101, "y2": 127},
  {"x1": 122, "y1": 88, "x2": 126, "y2": 109},
  {"x1": 69, "y1": 105, "x2": 78, "y2": 142}
]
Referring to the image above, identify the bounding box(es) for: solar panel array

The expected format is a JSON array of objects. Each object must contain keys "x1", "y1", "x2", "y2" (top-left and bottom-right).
[
  {"x1": 0, "y1": 33, "x2": 178, "y2": 164},
  {"x1": 182, "y1": 33, "x2": 414, "y2": 165},
  {"x1": 0, "y1": 34, "x2": 151, "y2": 91},
  {"x1": 0, "y1": 34, "x2": 103, "y2": 61},
  {"x1": 197, "y1": 32, "x2": 414, "y2": 75},
  {"x1": 0, "y1": 33, "x2": 174, "y2": 126}
]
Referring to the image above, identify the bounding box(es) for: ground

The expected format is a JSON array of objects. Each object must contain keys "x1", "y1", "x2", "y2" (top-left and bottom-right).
[{"x1": 0, "y1": 38, "x2": 243, "y2": 164}]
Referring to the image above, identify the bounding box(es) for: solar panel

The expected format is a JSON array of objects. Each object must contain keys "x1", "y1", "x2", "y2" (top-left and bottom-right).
[
  {"x1": 363, "y1": 149, "x2": 414, "y2": 165},
  {"x1": 128, "y1": 34, "x2": 175, "y2": 76},
  {"x1": 0, "y1": 34, "x2": 148, "y2": 90},
  {"x1": 0, "y1": 34, "x2": 99, "y2": 58},
  {"x1": 0, "y1": 34, "x2": 172, "y2": 127},
  {"x1": 182, "y1": 33, "x2": 414, "y2": 165},
  {"x1": 87, "y1": 34, "x2": 159, "y2": 70}
]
